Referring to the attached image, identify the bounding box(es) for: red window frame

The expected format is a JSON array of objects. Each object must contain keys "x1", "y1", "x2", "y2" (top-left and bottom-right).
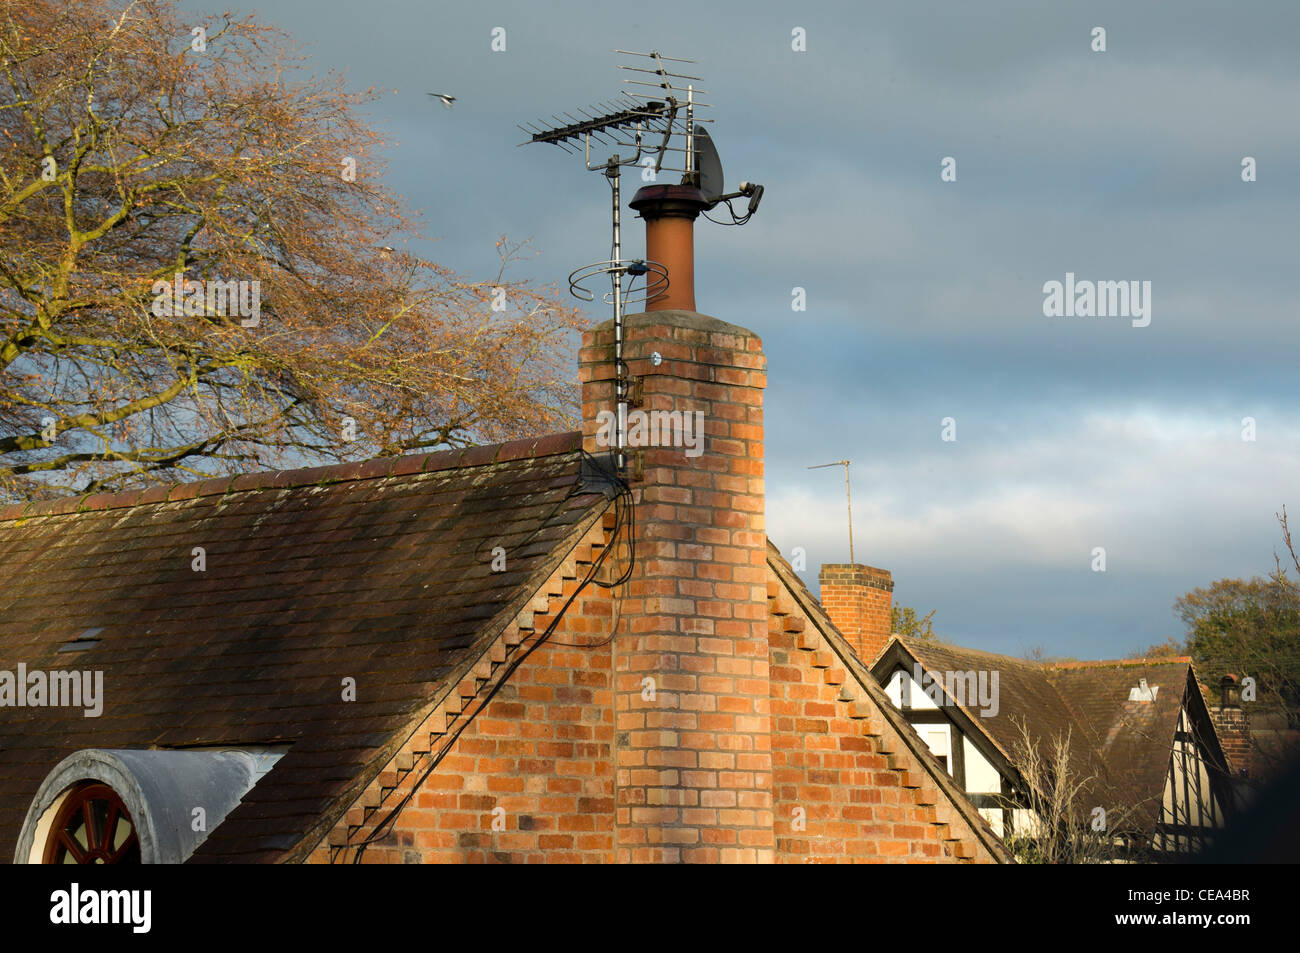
[{"x1": 42, "y1": 782, "x2": 141, "y2": 864}]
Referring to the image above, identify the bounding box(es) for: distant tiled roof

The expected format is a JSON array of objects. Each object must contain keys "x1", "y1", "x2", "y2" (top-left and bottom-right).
[
  {"x1": 900, "y1": 641, "x2": 1098, "y2": 782},
  {"x1": 875, "y1": 638, "x2": 1201, "y2": 832},
  {"x1": 0, "y1": 432, "x2": 611, "y2": 863},
  {"x1": 1047, "y1": 660, "x2": 1194, "y2": 828}
]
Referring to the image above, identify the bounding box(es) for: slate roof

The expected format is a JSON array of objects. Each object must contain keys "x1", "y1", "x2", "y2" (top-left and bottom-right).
[
  {"x1": 874, "y1": 638, "x2": 1208, "y2": 832},
  {"x1": 1046, "y1": 660, "x2": 1195, "y2": 827},
  {"x1": 0, "y1": 432, "x2": 612, "y2": 863},
  {"x1": 900, "y1": 643, "x2": 1083, "y2": 761}
]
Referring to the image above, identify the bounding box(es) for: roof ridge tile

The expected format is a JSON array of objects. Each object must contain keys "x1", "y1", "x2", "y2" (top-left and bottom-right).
[
  {"x1": 0, "y1": 431, "x2": 583, "y2": 521},
  {"x1": 1049, "y1": 657, "x2": 1192, "y2": 670}
]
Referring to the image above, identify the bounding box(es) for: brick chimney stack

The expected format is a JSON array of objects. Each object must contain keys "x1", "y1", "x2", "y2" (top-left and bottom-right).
[
  {"x1": 818, "y1": 563, "x2": 894, "y2": 663},
  {"x1": 574, "y1": 157, "x2": 773, "y2": 862},
  {"x1": 580, "y1": 308, "x2": 769, "y2": 862},
  {"x1": 1209, "y1": 673, "x2": 1252, "y2": 776}
]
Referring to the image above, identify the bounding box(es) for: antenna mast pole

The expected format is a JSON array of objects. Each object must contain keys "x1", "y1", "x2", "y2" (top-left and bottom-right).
[
  {"x1": 844, "y1": 462, "x2": 854, "y2": 564},
  {"x1": 521, "y1": 50, "x2": 762, "y2": 471},
  {"x1": 808, "y1": 460, "x2": 854, "y2": 563},
  {"x1": 608, "y1": 159, "x2": 627, "y2": 472}
]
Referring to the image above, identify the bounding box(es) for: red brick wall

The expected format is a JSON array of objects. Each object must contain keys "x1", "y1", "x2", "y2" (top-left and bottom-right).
[
  {"x1": 580, "y1": 311, "x2": 774, "y2": 862},
  {"x1": 819, "y1": 563, "x2": 894, "y2": 663},
  {"x1": 308, "y1": 569, "x2": 618, "y2": 864},
  {"x1": 391, "y1": 640, "x2": 615, "y2": 864},
  {"x1": 303, "y1": 554, "x2": 999, "y2": 864},
  {"x1": 768, "y1": 576, "x2": 996, "y2": 863},
  {"x1": 1209, "y1": 705, "x2": 1251, "y2": 776},
  {"x1": 297, "y1": 305, "x2": 1001, "y2": 864}
]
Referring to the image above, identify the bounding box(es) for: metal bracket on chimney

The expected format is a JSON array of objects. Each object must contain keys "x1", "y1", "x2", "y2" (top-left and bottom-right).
[{"x1": 628, "y1": 375, "x2": 644, "y2": 408}]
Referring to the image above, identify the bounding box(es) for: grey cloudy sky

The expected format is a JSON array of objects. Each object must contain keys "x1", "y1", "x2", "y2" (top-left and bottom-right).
[{"x1": 189, "y1": 0, "x2": 1300, "y2": 659}]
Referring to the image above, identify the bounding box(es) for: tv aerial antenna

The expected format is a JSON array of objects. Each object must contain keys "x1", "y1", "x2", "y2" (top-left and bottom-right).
[
  {"x1": 808, "y1": 460, "x2": 854, "y2": 563},
  {"x1": 521, "y1": 50, "x2": 765, "y2": 473}
]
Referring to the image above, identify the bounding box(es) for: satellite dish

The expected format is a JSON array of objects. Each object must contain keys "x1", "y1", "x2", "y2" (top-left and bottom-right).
[{"x1": 693, "y1": 124, "x2": 724, "y2": 207}]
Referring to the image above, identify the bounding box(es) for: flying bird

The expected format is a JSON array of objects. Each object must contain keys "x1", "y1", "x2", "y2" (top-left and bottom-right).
[{"x1": 428, "y1": 92, "x2": 456, "y2": 109}]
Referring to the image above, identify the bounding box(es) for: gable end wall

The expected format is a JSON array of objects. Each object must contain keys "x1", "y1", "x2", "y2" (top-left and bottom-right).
[
  {"x1": 766, "y1": 575, "x2": 1001, "y2": 863},
  {"x1": 300, "y1": 538, "x2": 1002, "y2": 864}
]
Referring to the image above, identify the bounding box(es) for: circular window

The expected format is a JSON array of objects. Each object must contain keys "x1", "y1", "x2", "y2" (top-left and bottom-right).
[{"x1": 42, "y1": 783, "x2": 140, "y2": 864}]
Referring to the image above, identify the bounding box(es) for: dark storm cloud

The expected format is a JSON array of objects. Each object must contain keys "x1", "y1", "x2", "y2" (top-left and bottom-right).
[{"x1": 183, "y1": 0, "x2": 1299, "y2": 655}]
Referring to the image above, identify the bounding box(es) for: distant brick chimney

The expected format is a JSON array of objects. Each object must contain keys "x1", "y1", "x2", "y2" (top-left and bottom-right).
[
  {"x1": 818, "y1": 563, "x2": 894, "y2": 663},
  {"x1": 1209, "y1": 673, "x2": 1252, "y2": 776}
]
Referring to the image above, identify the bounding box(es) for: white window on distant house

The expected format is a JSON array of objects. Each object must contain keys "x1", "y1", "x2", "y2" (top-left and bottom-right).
[
  {"x1": 888, "y1": 667, "x2": 942, "y2": 710},
  {"x1": 963, "y1": 737, "x2": 1002, "y2": 795},
  {"x1": 921, "y1": 725, "x2": 951, "y2": 775}
]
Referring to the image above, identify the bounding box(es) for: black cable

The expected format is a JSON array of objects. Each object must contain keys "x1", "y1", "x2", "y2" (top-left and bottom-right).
[
  {"x1": 549, "y1": 470, "x2": 635, "y2": 648},
  {"x1": 702, "y1": 197, "x2": 751, "y2": 227}
]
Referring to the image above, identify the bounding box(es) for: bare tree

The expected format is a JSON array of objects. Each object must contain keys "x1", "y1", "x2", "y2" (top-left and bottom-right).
[
  {"x1": 1, "y1": 0, "x2": 585, "y2": 501},
  {"x1": 1003, "y1": 716, "x2": 1145, "y2": 864}
]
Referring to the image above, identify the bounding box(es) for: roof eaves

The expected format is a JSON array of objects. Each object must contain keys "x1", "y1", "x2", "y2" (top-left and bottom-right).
[{"x1": 882, "y1": 638, "x2": 1025, "y2": 769}]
